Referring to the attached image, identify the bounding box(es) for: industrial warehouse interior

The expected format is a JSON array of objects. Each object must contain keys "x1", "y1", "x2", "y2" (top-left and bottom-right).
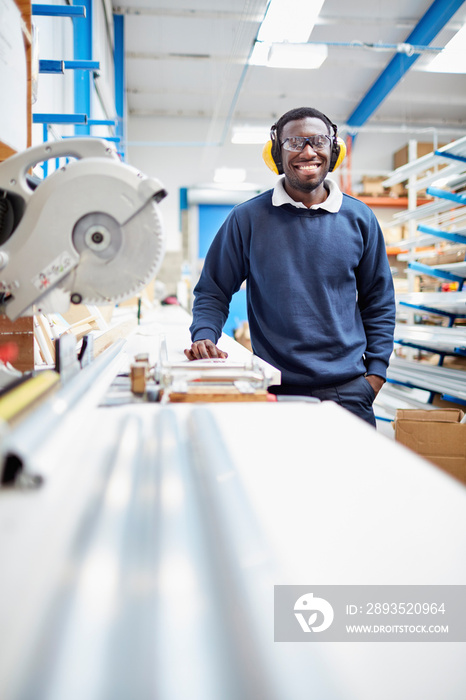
[{"x1": 1, "y1": 0, "x2": 466, "y2": 698}]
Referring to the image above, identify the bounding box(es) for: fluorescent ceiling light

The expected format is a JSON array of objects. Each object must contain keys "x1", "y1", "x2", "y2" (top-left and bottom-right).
[
  {"x1": 267, "y1": 42, "x2": 327, "y2": 69},
  {"x1": 425, "y1": 23, "x2": 466, "y2": 73},
  {"x1": 257, "y1": 0, "x2": 325, "y2": 43},
  {"x1": 249, "y1": 41, "x2": 271, "y2": 66},
  {"x1": 250, "y1": 0, "x2": 326, "y2": 67},
  {"x1": 231, "y1": 126, "x2": 270, "y2": 144},
  {"x1": 214, "y1": 167, "x2": 247, "y2": 184}
]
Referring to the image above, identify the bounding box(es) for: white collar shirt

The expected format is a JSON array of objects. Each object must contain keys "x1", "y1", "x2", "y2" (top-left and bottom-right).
[{"x1": 272, "y1": 176, "x2": 343, "y2": 213}]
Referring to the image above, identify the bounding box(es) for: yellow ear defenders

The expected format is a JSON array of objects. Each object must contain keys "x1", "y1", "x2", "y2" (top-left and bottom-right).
[{"x1": 262, "y1": 121, "x2": 346, "y2": 175}]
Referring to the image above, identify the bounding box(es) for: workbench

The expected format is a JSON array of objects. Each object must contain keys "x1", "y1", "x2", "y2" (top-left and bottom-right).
[{"x1": 0, "y1": 305, "x2": 465, "y2": 700}]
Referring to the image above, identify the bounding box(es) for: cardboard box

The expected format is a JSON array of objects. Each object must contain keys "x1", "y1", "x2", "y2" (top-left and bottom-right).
[
  {"x1": 418, "y1": 244, "x2": 466, "y2": 267},
  {"x1": 393, "y1": 142, "x2": 447, "y2": 182},
  {"x1": 394, "y1": 409, "x2": 466, "y2": 485},
  {"x1": 361, "y1": 175, "x2": 388, "y2": 197},
  {"x1": 393, "y1": 143, "x2": 447, "y2": 170},
  {"x1": 387, "y1": 182, "x2": 408, "y2": 198},
  {"x1": 382, "y1": 224, "x2": 405, "y2": 245}
]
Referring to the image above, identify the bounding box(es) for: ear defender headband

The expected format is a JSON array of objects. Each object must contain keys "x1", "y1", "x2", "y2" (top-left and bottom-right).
[{"x1": 262, "y1": 117, "x2": 346, "y2": 175}]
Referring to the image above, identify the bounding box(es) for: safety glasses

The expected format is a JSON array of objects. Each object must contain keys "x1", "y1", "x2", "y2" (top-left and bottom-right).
[{"x1": 280, "y1": 134, "x2": 332, "y2": 152}]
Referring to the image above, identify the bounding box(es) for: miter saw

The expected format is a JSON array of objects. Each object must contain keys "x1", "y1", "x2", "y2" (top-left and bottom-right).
[{"x1": 0, "y1": 138, "x2": 167, "y2": 320}]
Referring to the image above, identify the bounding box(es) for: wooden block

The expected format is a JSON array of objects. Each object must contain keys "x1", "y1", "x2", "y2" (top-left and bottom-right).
[
  {"x1": 0, "y1": 370, "x2": 60, "y2": 424},
  {"x1": 135, "y1": 353, "x2": 150, "y2": 363},
  {"x1": 0, "y1": 315, "x2": 34, "y2": 372},
  {"x1": 0, "y1": 315, "x2": 34, "y2": 332},
  {"x1": 168, "y1": 386, "x2": 271, "y2": 402},
  {"x1": 97, "y1": 305, "x2": 115, "y2": 324},
  {"x1": 93, "y1": 319, "x2": 137, "y2": 357},
  {"x1": 130, "y1": 363, "x2": 147, "y2": 394},
  {"x1": 118, "y1": 281, "x2": 155, "y2": 307},
  {"x1": 62, "y1": 304, "x2": 100, "y2": 326},
  {"x1": 35, "y1": 314, "x2": 56, "y2": 364},
  {"x1": 63, "y1": 322, "x2": 96, "y2": 342},
  {"x1": 0, "y1": 143, "x2": 16, "y2": 162}
]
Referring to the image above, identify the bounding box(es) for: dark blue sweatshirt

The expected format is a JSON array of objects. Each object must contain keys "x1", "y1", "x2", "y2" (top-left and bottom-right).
[{"x1": 190, "y1": 189, "x2": 395, "y2": 388}]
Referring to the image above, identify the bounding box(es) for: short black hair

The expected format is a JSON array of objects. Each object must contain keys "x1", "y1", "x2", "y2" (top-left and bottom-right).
[{"x1": 274, "y1": 107, "x2": 336, "y2": 143}]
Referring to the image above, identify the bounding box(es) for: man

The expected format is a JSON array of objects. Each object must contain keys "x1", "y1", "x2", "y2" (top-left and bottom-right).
[{"x1": 184, "y1": 107, "x2": 395, "y2": 426}]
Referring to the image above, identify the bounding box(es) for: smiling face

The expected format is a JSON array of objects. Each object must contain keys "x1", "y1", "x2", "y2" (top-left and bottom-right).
[{"x1": 280, "y1": 117, "x2": 332, "y2": 205}]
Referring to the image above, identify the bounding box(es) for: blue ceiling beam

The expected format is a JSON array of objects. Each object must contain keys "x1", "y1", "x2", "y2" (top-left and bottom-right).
[{"x1": 346, "y1": 0, "x2": 466, "y2": 128}]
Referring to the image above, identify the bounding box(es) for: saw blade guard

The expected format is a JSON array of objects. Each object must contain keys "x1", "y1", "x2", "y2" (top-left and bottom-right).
[{"x1": 0, "y1": 138, "x2": 167, "y2": 319}]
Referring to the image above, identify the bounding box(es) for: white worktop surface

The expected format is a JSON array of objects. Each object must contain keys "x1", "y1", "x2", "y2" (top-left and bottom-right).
[{"x1": 0, "y1": 304, "x2": 465, "y2": 700}]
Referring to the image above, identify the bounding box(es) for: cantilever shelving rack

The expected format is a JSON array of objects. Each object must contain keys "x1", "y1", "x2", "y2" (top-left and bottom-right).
[{"x1": 380, "y1": 137, "x2": 466, "y2": 409}]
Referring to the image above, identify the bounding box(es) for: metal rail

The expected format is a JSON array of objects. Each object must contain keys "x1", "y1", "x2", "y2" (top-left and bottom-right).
[
  {"x1": 383, "y1": 135, "x2": 466, "y2": 186},
  {"x1": 0, "y1": 339, "x2": 126, "y2": 486},
  {"x1": 391, "y1": 198, "x2": 465, "y2": 225},
  {"x1": 4, "y1": 405, "x2": 329, "y2": 700},
  {"x1": 396, "y1": 292, "x2": 466, "y2": 315},
  {"x1": 187, "y1": 406, "x2": 323, "y2": 700},
  {"x1": 387, "y1": 357, "x2": 466, "y2": 401},
  {"x1": 394, "y1": 324, "x2": 466, "y2": 355}
]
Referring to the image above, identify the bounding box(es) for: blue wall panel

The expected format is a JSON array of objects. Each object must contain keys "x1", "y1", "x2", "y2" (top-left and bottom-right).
[{"x1": 198, "y1": 204, "x2": 248, "y2": 338}]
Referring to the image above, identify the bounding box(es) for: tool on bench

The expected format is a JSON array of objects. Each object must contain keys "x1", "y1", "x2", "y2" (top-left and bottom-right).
[
  {"x1": 153, "y1": 338, "x2": 275, "y2": 402},
  {"x1": 0, "y1": 138, "x2": 166, "y2": 320}
]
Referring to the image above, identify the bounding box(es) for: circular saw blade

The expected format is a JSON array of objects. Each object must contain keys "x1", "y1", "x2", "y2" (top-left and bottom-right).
[{"x1": 58, "y1": 201, "x2": 165, "y2": 305}]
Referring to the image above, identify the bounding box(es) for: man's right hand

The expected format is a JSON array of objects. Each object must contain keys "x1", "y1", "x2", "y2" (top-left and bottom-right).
[{"x1": 184, "y1": 339, "x2": 229, "y2": 361}]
